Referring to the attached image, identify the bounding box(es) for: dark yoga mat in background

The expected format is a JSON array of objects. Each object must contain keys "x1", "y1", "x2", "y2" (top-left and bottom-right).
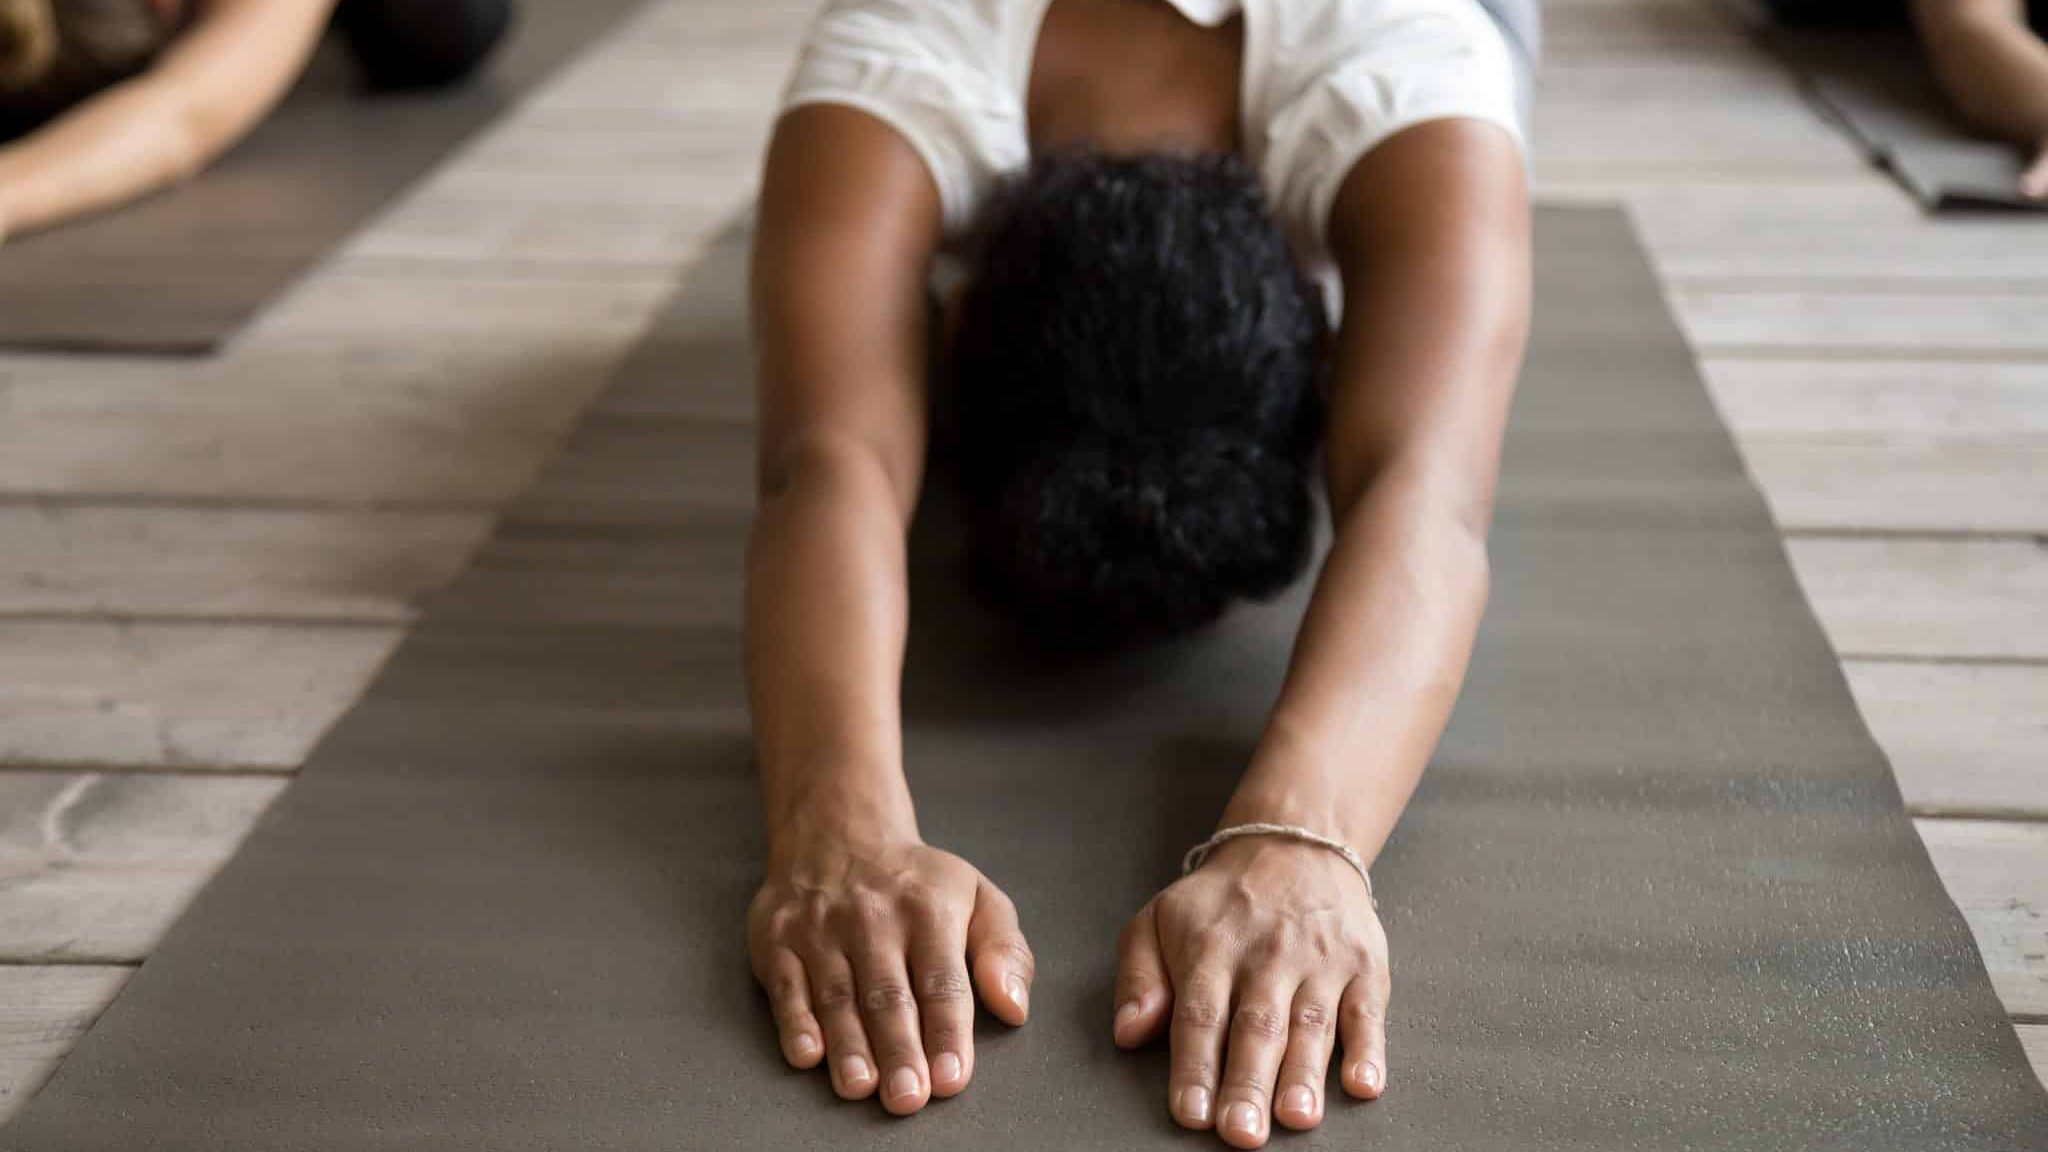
[
  {"x1": 7, "y1": 207, "x2": 2044, "y2": 1149},
  {"x1": 1762, "y1": 28, "x2": 2048, "y2": 214},
  {"x1": 0, "y1": 0, "x2": 646, "y2": 354}
]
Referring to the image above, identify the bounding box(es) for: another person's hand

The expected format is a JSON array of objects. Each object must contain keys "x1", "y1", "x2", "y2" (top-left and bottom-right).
[
  {"x1": 2022, "y1": 138, "x2": 2048, "y2": 201},
  {"x1": 746, "y1": 828, "x2": 1034, "y2": 1114},
  {"x1": 1112, "y1": 835, "x2": 1389, "y2": 1149}
]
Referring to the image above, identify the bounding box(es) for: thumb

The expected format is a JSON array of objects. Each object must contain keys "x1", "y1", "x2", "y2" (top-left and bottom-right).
[
  {"x1": 966, "y1": 876, "x2": 1035, "y2": 1026},
  {"x1": 1111, "y1": 897, "x2": 1171, "y2": 1049}
]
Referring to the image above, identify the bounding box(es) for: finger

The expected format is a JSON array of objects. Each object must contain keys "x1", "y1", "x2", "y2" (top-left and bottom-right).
[
  {"x1": 806, "y1": 950, "x2": 879, "y2": 1099},
  {"x1": 852, "y1": 944, "x2": 931, "y2": 1115},
  {"x1": 905, "y1": 904, "x2": 976, "y2": 1098},
  {"x1": 1272, "y1": 979, "x2": 1342, "y2": 1131},
  {"x1": 1215, "y1": 977, "x2": 1295, "y2": 1149},
  {"x1": 1112, "y1": 899, "x2": 1171, "y2": 1048},
  {"x1": 966, "y1": 877, "x2": 1035, "y2": 1026},
  {"x1": 1337, "y1": 968, "x2": 1390, "y2": 1100},
  {"x1": 2023, "y1": 146, "x2": 2048, "y2": 200},
  {"x1": 1166, "y1": 962, "x2": 1231, "y2": 1131},
  {"x1": 755, "y1": 946, "x2": 824, "y2": 1068}
]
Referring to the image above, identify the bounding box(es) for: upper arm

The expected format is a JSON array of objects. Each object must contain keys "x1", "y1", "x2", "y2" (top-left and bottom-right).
[
  {"x1": 130, "y1": 0, "x2": 336, "y2": 167},
  {"x1": 1319, "y1": 117, "x2": 1530, "y2": 526},
  {"x1": 749, "y1": 101, "x2": 943, "y2": 519}
]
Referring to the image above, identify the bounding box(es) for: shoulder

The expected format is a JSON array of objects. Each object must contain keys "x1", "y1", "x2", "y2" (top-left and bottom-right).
[
  {"x1": 780, "y1": 0, "x2": 1037, "y2": 237},
  {"x1": 1244, "y1": 0, "x2": 1526, "y2": 271}
]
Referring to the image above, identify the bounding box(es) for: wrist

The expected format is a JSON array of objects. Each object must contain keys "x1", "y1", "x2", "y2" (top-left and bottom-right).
[{"x1": 763, "y1": 769, "x2": 920, "y2": 859}]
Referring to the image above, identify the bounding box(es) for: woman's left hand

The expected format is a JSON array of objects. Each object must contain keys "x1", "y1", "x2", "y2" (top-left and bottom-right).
[{"x1": 1111, "y1": 834, "x2": 1389, "y2": 1149}]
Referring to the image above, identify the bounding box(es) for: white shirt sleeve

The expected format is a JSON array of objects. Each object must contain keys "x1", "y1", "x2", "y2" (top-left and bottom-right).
[
  {"x1": 1247, "y1": 0, "x2": 1528, "y2": 266},
  {"x1": 777, "y1": 0, "x2": 1030, "y2": 237}
]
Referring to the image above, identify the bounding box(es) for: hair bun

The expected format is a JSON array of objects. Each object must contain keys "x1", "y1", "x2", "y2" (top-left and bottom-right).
[
  {"x1": 967, "y1": 427, "x2": 1315, "y2": 653},
  {"x1": 0, "y1": 0, "x2": 55, "y2": 91}
]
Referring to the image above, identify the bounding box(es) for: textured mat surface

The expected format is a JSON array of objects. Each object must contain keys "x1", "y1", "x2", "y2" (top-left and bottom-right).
[
  {"x1": 1763, "y1": 28, "x2": 2048, "y2": 213},
  {"x1": 0, "y1": 0, "x2": 646, "y2": 353},
  {"x1": 8, "y1": 207, "x2": 2045, "y2": 1150}
]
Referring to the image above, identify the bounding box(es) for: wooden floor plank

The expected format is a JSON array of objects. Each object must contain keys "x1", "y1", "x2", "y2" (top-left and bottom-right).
[
  {"x1": 0, "y1": 507, "x2": 488, "y2": 621},
  {"x1": 0, "y1": 772, "x2": 282, "y2": 962},
  {"x1": 1846, "y1": 662, "x2": 2048, "y2": 819},
  {"x1": 1787, "y1": 538, "x2": 2048, "y2": 661},
  {"x1": 0, "y1": 621, "x2": 397, "y2": 770},
  {"x1": 1915, "y1": 819, "x2": 2048, "y2": 1019},
  {"x1": 1678, "y1": 290, "x2": 2048, "y2": 356},
  {"x1": 2023, "y1": 1024, "x2": 2048, "y2": 1083},
  {"x1": 1704, "y1": 359, "x2": 2048, "y2": 435},
  {"x1": 1738, "y1": 438, "x2": 2048, "y2": 534},
  {"x1": 0, "y1": 966, "x2": 131, "y2": 1123}
]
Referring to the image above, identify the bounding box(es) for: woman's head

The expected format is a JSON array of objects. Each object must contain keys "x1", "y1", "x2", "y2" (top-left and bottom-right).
[
  {"x1": 0, "y1": 0, "x2": 177, "y2": 126},
  {"x1": 945, "y1": 148, "x2": 1329, "y2": 656}
]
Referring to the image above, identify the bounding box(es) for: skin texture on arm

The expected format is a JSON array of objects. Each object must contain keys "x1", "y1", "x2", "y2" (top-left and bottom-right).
[
  {"x1": 1113, "y1": 117, "x2": 1531, "y2": 1150},
  {"x1": 742, "y1": 102, "x2": 1035, "y2": 1117},
  {"x1": 0, "y1": 0, "x2": 336, "y2": 240},
  {"x1": 1909, "y1": 0, "x2": 2048, "y2": 195}
]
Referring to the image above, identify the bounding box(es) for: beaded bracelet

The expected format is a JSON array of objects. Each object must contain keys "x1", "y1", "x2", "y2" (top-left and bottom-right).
[{"x1": 1181, "y1": 822, "x2": 1376, "y2": 908}]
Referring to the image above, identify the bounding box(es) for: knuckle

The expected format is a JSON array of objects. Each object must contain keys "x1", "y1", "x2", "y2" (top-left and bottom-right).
[
  {"x1": 1234, "y1": 1003, "x2": 1290, "y2": 1042},
  {"x1": 1292, "y1": 1001, "x2": 1333, "y2": 1036},
  {"x1": 1171, "y1": 1055, "x2": 1218, "y2": 1083},
  {"x1": 990, "y1": 936, "x2": 1037, "y2": 976},
  {"x1": 850, "y1": 890, "x2": 897, "y2": 926},
  {"x1": 1220, "y1": 1072, "x2": 1272, "y2": 1104},
  {"x1": 1344, "y1": 997, "x2": 1384, "y2": 1027},
  {"x1": 916, "y1": 967, "x2": 973, "y2": 1004},
  {"x1": 1279, "y1": 1057, "x2": 1328, "y2": 1084},
  {"x1": 924, "y1": 1016, "x2": 971, "y2": 1046},
  {"x1": 861, "y1": 980, "x2": 917, "y2": 1016},
  {"x1": 1172, "y1": 996, "x2": 1227, "y2": 1031},
  {"x1": 812, "y1": 978, "x2": 858, "y2": 1013}
]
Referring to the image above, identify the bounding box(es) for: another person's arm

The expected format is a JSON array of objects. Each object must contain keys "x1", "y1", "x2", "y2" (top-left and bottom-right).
[
  {"x1": 1910, "y1": 0, "x2": 2048, "y2": 196},
  {"x1": 743, "y1": 102, "x2": 1035, "y2": 1117},
  {"x1": 1113, "y1": 118, "x2": 1530, "y2": 1150},
  {"x1": 0, "y1": 0, "x2": 335, "y2": 241}
]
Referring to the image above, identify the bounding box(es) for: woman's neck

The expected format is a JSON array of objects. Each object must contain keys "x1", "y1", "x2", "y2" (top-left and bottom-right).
[{"x1": 1026, "y1": 0, "x2": 1243, "y2": 158}]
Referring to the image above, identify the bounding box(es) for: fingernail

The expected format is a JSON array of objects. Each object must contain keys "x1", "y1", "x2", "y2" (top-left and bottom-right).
[
  {"x1": 1178, "y1": 1085, "x2": 1213, "y2": 1124},
  {"x1": 886, "y1": 1066, "x2": 920, "y2": 1103},
  {"x1": 1224, "y1": 1101, "x2": 1261, "y2": 1136},
  {"x1": 1359, "y1": 1062, "x2": 1381, "y2": 1091},
  {"x1": 1114, "y1": 1001, "x2": 1140, "y2": 1033},
  {"x1": 840, "y1": 1054, "x2": 872, "y2": 1086},
  {"x1": 933, "y1": 1051, "x2": 962, "y2": 1085},
  {"x1": 1280, "y1": 1084, "x2": 1314, "y2": 1117},
  {"x1": 1004, "y1": 974, "x2": 1028, "y2": 1012},
  {"x1": 791, "y1": 1032, "x2": 818, "y2": 1059}
]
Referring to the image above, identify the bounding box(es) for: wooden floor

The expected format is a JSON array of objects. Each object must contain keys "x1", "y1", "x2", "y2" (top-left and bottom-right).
[{"x1": 1, "y1": 0, "x2": 2042, "y2": 1119}]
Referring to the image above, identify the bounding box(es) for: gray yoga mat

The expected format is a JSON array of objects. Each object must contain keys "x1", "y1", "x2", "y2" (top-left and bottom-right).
[
  {"x1": 1763, "y1": 28, "x2": 2048, "y2": 213},
  {"x1": 9, "y1": 206, "x2": 2045, "y2": 1150},
  {"x1": 0, "y1": 0, "x2": 646, "y2": 354}
]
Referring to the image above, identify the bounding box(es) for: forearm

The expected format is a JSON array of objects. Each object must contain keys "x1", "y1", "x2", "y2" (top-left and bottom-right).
[
  {"x1": 0, "y1": 83, "x2": 203, "y2": 238},
  {"x1": 1913, "y1": 0, "x2": 2048, "y2": 144},
  {"x1": 1221, "y1": 469, "x2": 1488, "y2": 863},
  {"x1": 0, "y1": 0, "x2": 333, "y2": 241},
  {"x1": 744, "y1": 439, "x2": 920, "y2": 854}
]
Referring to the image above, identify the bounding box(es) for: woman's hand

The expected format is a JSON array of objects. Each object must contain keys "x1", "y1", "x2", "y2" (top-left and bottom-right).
[
  {"x1": 2022, "y1": 137, "x2": 2048, "y2": 201},
  {"x1": 746, "y1": 828, "x2": 1035, "y2": 1114},
  {"x1": 1111, "y1": 835, "x2": 1389, "y2": 1149}
]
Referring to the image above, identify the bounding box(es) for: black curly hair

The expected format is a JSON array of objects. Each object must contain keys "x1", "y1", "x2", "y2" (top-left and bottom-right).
[{"x1": 942, "y1": 147, "x2": 1330, "y2": 656}]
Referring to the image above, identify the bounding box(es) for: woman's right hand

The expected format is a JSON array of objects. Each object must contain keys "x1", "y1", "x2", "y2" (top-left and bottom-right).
[{"x1": 746, "y1": 827, "x2": 1035, "y2": 1114}]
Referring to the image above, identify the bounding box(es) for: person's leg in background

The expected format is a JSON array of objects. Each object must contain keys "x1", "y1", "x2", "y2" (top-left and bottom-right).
[{"x1": 335, "y1": 0, "x2": 517, "y2": 89}]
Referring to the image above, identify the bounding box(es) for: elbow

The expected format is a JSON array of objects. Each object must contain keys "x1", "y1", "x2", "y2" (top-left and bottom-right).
[{"x1": 757, "y1": 426, "x2": 919, "y2": 525}]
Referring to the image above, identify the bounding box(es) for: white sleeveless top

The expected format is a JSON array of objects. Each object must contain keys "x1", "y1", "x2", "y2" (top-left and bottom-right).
[{"x1": 778, "y1": 0, "x2": 1527, "y2": 319}]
